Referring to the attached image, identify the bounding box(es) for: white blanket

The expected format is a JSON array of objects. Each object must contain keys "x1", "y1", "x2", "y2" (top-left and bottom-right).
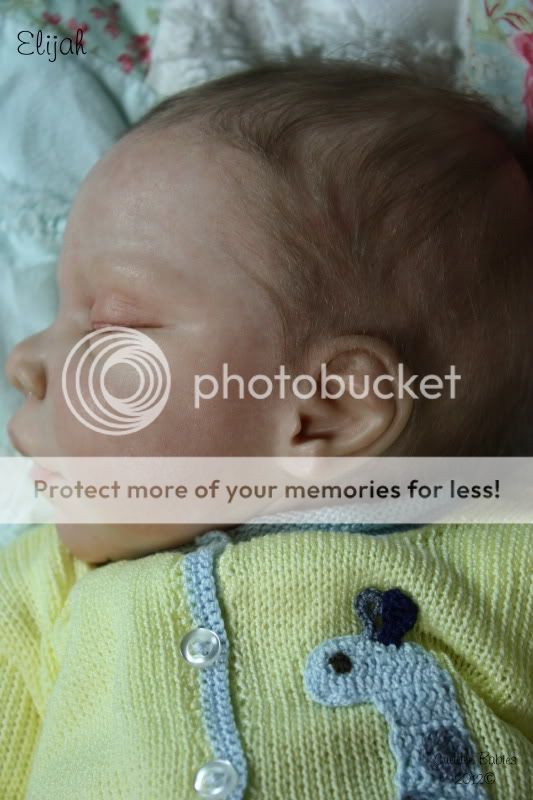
[{"x1": 147, "y1": 0, "x2": 465, "y2": 97}]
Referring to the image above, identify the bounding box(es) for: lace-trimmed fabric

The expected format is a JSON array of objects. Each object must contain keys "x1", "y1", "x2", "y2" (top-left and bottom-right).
[
  {"x1": 0, "y1": 177, "x2": 69, "y2": 243},
  {"x1": 147, "y1": 0, "x2": 464, "y2": 96}
]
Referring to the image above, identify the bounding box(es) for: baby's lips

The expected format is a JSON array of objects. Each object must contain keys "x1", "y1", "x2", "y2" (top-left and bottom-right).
[
  {"x1": 6, "y1": 422, "x2": 26, "y2": 456},
  {"x1": 30, "y1": 460, "x2": 63, "y2": 484}
]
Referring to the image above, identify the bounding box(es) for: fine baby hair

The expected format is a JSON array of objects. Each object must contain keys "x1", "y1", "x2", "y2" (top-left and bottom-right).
[{"x1": 129, "y1": 58, "x2": 533, "y2": 457}]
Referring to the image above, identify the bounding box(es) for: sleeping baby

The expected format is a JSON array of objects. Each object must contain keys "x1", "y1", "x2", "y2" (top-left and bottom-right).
[{"x1": 1, "y1": 59, "x2": 532, "y2": 799}]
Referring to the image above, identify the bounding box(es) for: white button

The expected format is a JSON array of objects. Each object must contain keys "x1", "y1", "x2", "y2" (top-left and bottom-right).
[
  {"x1": 180, "y1": 627, "x2": 221, "y2": 668},
  {"x1": 193, "y1": 759, "x2": 238, "y2": 798}
]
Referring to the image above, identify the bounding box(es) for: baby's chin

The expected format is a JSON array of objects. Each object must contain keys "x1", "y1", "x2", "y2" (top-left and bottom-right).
[{"x1": 55, "y1": 522, "x2": 215, "y2": 565}]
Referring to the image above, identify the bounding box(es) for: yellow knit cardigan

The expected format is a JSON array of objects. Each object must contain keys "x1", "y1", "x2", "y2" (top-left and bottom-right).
[{"x1": 0, "y1": 522, "x2": 531, "y2": 799}]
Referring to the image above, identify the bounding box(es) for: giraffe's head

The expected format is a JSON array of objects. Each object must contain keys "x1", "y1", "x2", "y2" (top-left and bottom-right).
[{"x1": 304, "y1": 587, "x2": 419, "y2": 706}]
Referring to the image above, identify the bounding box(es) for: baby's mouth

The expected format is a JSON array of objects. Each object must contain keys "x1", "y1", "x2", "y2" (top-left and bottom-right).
[{"x1": 7, "y1": 424, "x2": 63, "y2": 483}]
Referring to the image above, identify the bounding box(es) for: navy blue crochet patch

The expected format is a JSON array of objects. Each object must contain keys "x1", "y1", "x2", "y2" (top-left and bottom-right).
[
  {"x1": 355, "y1": 587, "x2": 418, "y2": 647},
  {"x1": 304, "y1": 587, "x2": 487, "y2": 800}
]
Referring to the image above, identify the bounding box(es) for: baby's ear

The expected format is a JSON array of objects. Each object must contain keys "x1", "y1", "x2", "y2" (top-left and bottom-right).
[
  {"x1": 378, "y1": 588, "x2": 418, "y2": 646},
  {"x1": 286, "y1": 335, "x2": 413, "y2": 457}
]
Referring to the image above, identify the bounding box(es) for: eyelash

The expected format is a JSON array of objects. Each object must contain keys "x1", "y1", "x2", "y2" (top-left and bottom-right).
[
  {"x1": 90, "y1": 323, "x2": 161, "y2": 331},
  {"x1": 90, "y1": 323, "x2": 133, "y2": 330},
  {"x1": 91, "y1": 325, "x2": 158, "y2": 338}
]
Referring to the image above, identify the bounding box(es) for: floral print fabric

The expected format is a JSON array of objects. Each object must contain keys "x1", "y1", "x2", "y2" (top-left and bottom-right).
[
  {"x1": 464, "y1": 0, "x2": 533, "y2": 142},
  {"x1": 5, "y1": 0, "x2": 160, "y2": 76}
]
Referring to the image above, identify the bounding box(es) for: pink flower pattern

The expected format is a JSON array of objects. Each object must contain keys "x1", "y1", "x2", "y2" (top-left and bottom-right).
[
  {"x1": 513, "y1": 32, "x2": 533, "y2": 143},
  {"x1": 105, "y1": 22, "x2": 120, "y2": 39},
  {"x1": 117, "y1": 53, "x2": 134, "y2": 74},
  {"x1": 479, "y1": 2, "x2": 533, "y2": 145},
  {"x1": 89, "y1": 3, "x2": 152, "y2": 73},
  {"x1": 67, "y1": 19, "x2": 90, "y2": 34},
  {"x1": 42, "y1": 12, "x2": 62, "y2": 25},
  {"x1": 123, "y1": 32, "x2": 151, "y2": 69},
  {"x1": 42, "y1": 3, "x2": 153, "y2": 76},
  {"x1": 90, "y1": 3, "x2": 120, "y2": 39}
]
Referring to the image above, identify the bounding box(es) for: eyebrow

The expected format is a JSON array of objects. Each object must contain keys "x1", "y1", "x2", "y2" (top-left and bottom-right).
[
  {"x1": 107, "y1": 262, "x2": 153, "y2": 282},
  {"x1": 91, "y1": 292, "x2": 147, "y2": 318},
  {"x1": 89, "y1": 259, "x2": 168, "y2": 301}
]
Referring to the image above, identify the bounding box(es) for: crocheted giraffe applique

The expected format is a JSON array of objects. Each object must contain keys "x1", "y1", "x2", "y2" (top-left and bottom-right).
[{"x1": 304, "y1": 588, "x2": 487, "y2": 800}]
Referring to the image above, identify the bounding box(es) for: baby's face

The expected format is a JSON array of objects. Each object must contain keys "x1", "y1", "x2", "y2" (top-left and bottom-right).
[{"x1": 6, "y1": 128, "x2": 293, "y2": 562}]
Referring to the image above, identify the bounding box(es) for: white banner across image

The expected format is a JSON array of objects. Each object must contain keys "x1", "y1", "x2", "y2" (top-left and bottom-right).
[{"x1": 1, "y1": 457, "x2": 532, "y2": 525}]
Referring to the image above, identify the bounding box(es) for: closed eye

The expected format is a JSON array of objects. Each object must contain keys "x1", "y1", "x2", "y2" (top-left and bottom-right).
[
  {"x1": 91, "y1": 323, "x2": 137, "y2": 331},
  {"x1": 90, "y1": 323, "x2": 160, "y2": 331}
]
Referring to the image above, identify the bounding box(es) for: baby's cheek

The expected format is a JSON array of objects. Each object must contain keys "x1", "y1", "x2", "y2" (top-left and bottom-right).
[
  {"x1": 53, "y1": 331, "x2": 281, "y2": 457},
  {"x1": 96, "y1": 360, "x2": 145, "y2": 402},
  {"x1": 53, "y1": 360, "x2": 142, "y2": 456}
]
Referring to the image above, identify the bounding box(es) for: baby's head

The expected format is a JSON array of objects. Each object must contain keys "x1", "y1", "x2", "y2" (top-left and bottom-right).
[{"x1": 6, "y1": 59, "x2": 533, "y2": 562}]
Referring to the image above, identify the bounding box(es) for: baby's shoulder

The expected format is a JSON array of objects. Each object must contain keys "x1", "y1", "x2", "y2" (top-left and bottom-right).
[{"x1": 0, "y1": 524, "x2": 91, "y2": 654}]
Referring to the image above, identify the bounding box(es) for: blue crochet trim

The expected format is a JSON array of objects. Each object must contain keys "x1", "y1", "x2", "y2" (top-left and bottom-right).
[
  {"x1": 304, "y1": 587, "x2": 487, "y2": 800},
  {"x1": 231, "y1": 522, "x2": 421, "y2": 543},
  {"x1": 182, "y1": 532, "x2": 247, "y2": 800}
]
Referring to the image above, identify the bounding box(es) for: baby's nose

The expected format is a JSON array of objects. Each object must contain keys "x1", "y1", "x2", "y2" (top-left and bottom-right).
[{"x1": 4, "y1": 334, "x2": 47, "y2": 400}]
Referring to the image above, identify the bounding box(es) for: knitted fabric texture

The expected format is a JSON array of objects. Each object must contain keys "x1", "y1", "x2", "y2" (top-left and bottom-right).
[{"x1": 0, "y1": 523, "x2": 531, "y2": 798}]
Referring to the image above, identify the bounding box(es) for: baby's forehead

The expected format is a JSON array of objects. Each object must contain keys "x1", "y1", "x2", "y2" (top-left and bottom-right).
[
  {"x1": 82, "y1": 129, "x2": 204, "y2": 203},
  {"x1": 89, "y1": 126, "x2": 257, "y2": 196},
  {"x1": 69, "y1": 127, "x2": 268, "y2": 254},
  {"x1": 60, "y1": 127, "x2": 279, "y2": 298}
]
